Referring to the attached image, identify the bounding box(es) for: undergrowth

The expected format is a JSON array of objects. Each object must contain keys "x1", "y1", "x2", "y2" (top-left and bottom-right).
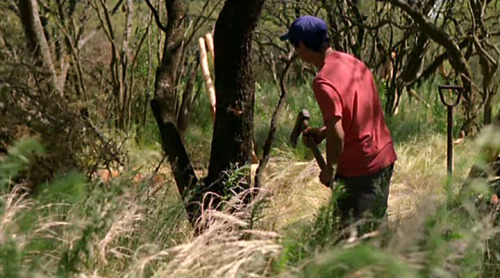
[{"x1": 1, "y1": 81, "x2": 499, "y2": 277}]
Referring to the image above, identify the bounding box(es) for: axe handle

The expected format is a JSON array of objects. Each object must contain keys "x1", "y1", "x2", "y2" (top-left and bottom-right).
[
  {"x1": 308, "y1": 142, "x2": 333, "y2": 188},
  {"x1": 304, "y1": 133, "x2": 327, "y2": 170},
  {"x1": 310, "y1": 144, "x2": 326, "y2": 170}
]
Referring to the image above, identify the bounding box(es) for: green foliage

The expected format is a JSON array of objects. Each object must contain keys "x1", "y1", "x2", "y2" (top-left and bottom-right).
[
  {"x1": 0, "y1": 240, "x2": 22, "y2": 278},
  {"x1": 302, "y1": 245, "x2": 417, "y2": 278},
  {"x1": 0, "y1": 137, "x2": 44, "y2": 191},
  {"x1": 35, "y1": 171, "x2": 88, "y2": 204},
  {"x1": 0, "y1": 137, "x2": 188, "y2": 277}
]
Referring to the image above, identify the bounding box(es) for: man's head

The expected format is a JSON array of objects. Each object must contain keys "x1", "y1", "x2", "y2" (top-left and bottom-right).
[{"x1": 280, "y1": 16, "x2": 329, "y2": 62}]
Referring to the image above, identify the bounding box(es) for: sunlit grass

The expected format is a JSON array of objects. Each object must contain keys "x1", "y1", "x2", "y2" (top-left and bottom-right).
[{"x1": 1, "y1": 80, "x2": 499, "y2": 277}]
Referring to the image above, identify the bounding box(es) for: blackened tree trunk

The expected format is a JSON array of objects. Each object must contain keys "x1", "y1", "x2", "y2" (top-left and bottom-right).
[
  {"x1": 205, "y1": 0, "x2": 266, "y2": 194},
  {"x1": 152, "y1": 0, "x2": 184, "y2": 125},
  {"x1": 149, "y1": 0, "x2": 265, "y2": 223},
  {"x1": 149, "y1": 0, "x2": 198, "y2": 221}
]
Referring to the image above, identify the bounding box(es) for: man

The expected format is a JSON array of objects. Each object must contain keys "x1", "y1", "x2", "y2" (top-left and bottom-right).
[{"x1": 280, "y1": 16, "x2": 397, "y2": 222}]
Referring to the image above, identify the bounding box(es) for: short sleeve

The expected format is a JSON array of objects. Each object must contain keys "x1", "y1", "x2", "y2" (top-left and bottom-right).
[{"x1": 313, "y1": 76, "x2": 343, "y2": 124}]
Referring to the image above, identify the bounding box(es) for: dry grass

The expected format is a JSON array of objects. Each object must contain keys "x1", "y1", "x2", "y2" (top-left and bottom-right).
[
  {"x1": 0, "y1": 186, "x2": 32, "y2": 245},
  {"x1": 389, "y1": 134, "x2": 476, "y2": 221},
  {"x1": 0, "y1": 132, "x2": 486, "y2": 277},
  {"x1": 258, "y1": 158, "x2": 330, "y2": 231},
  {"x1": 109, "y1": 189, "x2": 283, "y2": 278},
  {"x1": 153, "y1": 210, "x2": 281, "y2": 277},
  {"x1": 98, "y1": 201, "x2": 144, "y2": 265},
  {"x1": 253, "y1": 134, "x2": 477, "y2": 231}
]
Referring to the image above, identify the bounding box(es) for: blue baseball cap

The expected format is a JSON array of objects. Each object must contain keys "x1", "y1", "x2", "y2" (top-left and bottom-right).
[{"x1": 280, "y1": 15, "x2": 328, "y2": 50}]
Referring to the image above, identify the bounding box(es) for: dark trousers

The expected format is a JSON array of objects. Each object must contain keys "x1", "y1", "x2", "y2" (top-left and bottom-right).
[{"x1": 334, "y1": 164, "x2": 394, "y2": 224}]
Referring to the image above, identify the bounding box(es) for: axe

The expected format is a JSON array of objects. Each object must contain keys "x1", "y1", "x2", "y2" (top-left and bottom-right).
[{"x1": 290, "y1": 109, "x2": 327, "y2": 170}]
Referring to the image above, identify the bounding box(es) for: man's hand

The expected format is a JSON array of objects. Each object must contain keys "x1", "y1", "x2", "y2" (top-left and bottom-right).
[
  {"x1": 302, "y1": 126, "x2": 326, "y2": 147},
  {"x1": 319, "y1": 164, "x2": 334, "y2": 186}
]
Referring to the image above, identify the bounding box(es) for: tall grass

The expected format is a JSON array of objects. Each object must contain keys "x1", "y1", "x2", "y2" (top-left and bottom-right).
[{"x1": 1, "y1": 81, "x2": 499, "y2": 277}]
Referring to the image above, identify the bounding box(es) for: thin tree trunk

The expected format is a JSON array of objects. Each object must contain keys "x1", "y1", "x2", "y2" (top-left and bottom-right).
[
  {"x1": 121, "y1": 0, "x2": 133, "y2": 130},
  {"x1": 18, "y1": 0, "x2": 62, "y2": 95},
  {"x1": 255, "y1": 54, "x2": 296, "y2": 188},
  {"x1": 143, "y1": 12, "x2": 153, "y2": 128},
  {"x1": 484, "y1": 86, "x2": 497, "y2": 125},
  {"x1": 178, "y1": 54, "x2": 200, "y2": 136},
  {"x1": 149, "y1": 0, "x2": 199, "y2": 222},
  {"x1": 92, "y1": 0, "x2": 123, "y2": 129},
  {"x1": 156, "y1": 0, "x2": 163, "y2": 63}
]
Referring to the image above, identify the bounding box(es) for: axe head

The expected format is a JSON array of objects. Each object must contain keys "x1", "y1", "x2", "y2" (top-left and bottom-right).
[{"x1": 290, "y1": 109, "x2": 310, "y2": 148}]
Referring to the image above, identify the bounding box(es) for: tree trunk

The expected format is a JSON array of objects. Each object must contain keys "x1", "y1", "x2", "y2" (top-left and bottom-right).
[
  {"x1": 18, "y1": 0, "x2": 62, "y2": 95},
  {"x1": 121, "y1": 0, "x2": 133, "y2": 130},
  {"x1": 153, "y1": 0, "x2": 183, "y2": 123},
  {"x1": 484, "y1": 88, "x2": 495, "y2": 125},
  {"x1": 469, "y1": 0, "x2": 499, "y2": 126},
  {"x1": 205, "y1": 0, "x2": 266, "y2": 196},
  {"x1": 150, "y1": 0, "x2": 198, "y2": 221},
  {"x1": 149, "y1": 0, "x2": 265, "y2": 222}
]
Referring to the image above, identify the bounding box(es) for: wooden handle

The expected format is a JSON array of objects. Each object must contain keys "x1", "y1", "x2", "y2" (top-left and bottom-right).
[
  {"x1": 310, "y1": 144, "x2": 326, "y2": 170},
  {"x1": 310, "y1": 143, "x2": 333, "y2": 188}
]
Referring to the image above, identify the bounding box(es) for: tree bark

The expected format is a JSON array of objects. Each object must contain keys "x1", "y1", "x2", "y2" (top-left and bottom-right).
[
  {"x1": 18, "y1": 0, "x2": 62, "y2": 95},
  {"x1": 149, "y1": 0, "x2": 198, "y2": 221},
  {"x1": 205, "y1": 0, "x2": 266, "y2": 195},
  {"x1": 121, "y1": 0, "x2": 133, "y2": 130},
  {"x1": 153, "y1": 0, "x2": 183, "y2": 123}
]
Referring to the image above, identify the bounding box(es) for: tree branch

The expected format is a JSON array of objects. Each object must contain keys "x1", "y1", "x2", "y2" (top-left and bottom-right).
[
  {"x1": 254, "y1": 53, "x2": 297, "y2": 188},
  {"x1": 144, "y1": 0, "x2": 168, "y2": 33},
  {"x1": 110, "y1": 0, "x2": 124, "y2": 15}
]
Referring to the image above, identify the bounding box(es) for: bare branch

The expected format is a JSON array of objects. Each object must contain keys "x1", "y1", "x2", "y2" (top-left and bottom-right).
[
  {"x1": 254, "y1": 53, "x2": 297, "y2": 188},
  {"x1": 110, "y1": 0, "x2": 124, "y2": 15},
  {"x1": 144, "y1": 0, "x2": 168, "y2": 33},
  {"x1": 376, "y1": 0, "x2": 471, "y2": 80},
  {"x1": 185, "y1": 0, "x2": 223, "y2": 46}
]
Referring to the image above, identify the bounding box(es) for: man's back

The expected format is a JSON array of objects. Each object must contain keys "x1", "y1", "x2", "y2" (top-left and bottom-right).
[{"x1": 313, "y1": 51, "x2": 396, "y2": 177}]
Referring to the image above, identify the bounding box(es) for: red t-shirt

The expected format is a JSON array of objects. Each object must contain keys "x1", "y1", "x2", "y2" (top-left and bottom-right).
[{"x1": 313, "y1": 51, "x2": 397, "y2": 177}]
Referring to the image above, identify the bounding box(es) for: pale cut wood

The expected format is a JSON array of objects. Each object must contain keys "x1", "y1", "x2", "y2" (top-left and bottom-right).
[
  {"x1": 205, "y1": 32, "x2": 215, "y2": 59},
  {"x1": 199, "y1": 37, "x2": 216, "y2": 120}
]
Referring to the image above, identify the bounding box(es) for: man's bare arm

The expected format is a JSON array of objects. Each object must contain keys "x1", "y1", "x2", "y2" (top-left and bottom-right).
[
  {"x1": 325, "y1": 118, "x2": 344, "y2": 167},
  {"x1": 319, "y1": 118, "x2": 344, "y2": 186}
]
